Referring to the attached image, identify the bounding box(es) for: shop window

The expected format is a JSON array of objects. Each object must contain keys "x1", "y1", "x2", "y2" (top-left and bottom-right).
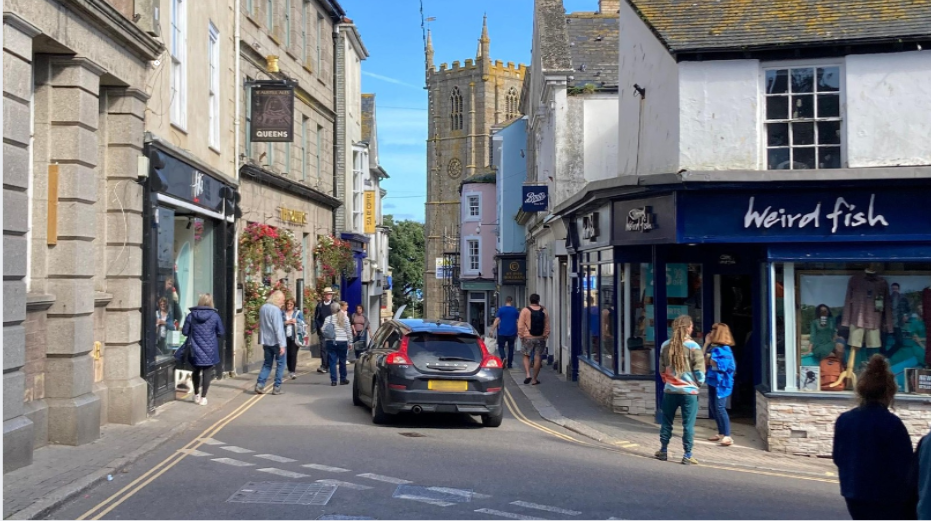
[
  {"x1": 773, "y1": 261, "x2": 931, "y2": 396},
  {"x1": 599, "y1": 263, "x2": 616, "y2": 372},
  {"x1": 764, "y1": 65, "x2": 842, "y2": 170},
  {"x1": 582, "y1": 263, "x2": 598, "y2": 363},
  {"x1": 624, "y1": 262, "x2": 656, "y2": 375}
]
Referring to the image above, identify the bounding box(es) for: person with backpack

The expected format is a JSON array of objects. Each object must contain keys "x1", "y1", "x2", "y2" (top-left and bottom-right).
[
  {"x1": 255, "y1": 290, "x2": 287, "y2": 395},
  {"x1": 518, "y1": 293, "x2": 550, "y2": 385},
  {"x1": 703, "y1": 322, "x2": 737, "y2": 447},
  {"x1": 655, "y1": 315, "x2": 706, "y2": 465},
  {"x1": 313, "y1": 287, "x2": 336, "y2": 374},
  {"x1": 180, "y1": 294, "x2": 224, "y2": 406},
  {"x1": 322, "y1": 301, "x2": 353, "y2": 386}
]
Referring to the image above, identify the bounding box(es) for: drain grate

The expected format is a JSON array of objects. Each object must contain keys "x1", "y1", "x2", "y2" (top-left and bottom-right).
[
  {"x1": 393, "y1": 485, "x2": 473, "y2": 503},
  {"x1": 227, "y1": 481, "x2": 338, "y2": 506},
  {"x1": 399, "y1": 432, "x2": 426, "y2": 438}
]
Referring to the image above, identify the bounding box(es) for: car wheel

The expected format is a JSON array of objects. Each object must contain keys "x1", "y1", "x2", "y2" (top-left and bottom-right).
[
  {"x1": 352, "y1": 375, "x2": 364, "y2": 407},
  {"x1": 481, "y1": 408, "x2": 503, "y2": 428},
  {"x1": 371, "y1": 378, "x2": 391, "y2": 425}
]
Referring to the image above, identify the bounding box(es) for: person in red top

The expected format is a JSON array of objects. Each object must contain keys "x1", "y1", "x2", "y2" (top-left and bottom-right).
[{"x1": 518, "y1": 293, "x2": 550, "y2": 385}]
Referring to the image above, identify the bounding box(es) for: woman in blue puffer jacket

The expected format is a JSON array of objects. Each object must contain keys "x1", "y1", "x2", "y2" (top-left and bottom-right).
[
  {"x1": 181, "y1": 294, "x2": 225, "y2": 406},
  {"x1": 703, "y1": 322, "x2": 737, "y2": 447}
]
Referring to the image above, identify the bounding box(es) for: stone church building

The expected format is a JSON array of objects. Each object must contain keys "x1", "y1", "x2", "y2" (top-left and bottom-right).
[{"x1": 423, "y1": 17, "x2": 526, "y2": 320}]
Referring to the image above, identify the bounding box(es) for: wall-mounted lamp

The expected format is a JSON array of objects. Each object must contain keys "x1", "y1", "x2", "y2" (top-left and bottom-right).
[{"x1": 633, "y1": 83, "x2": 646, "y2": 99}]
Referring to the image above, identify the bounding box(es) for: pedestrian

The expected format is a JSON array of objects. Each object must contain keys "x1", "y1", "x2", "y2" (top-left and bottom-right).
[
  {"x1": 491, "y1": 296, "x2": 520, "y2": 369},
  {"x1": 181, "y1": 294, "x2": 224, "y2": 406},
  {"x1": 518, "y1": 294, "x2": 549, "y2": 385},
  {"x1": 283, "y1": 298, "x2": 305, "y2": 380},
  {"x1": 351, "y1": 304, "x2": 372, "y2": 348},
  {"x1": 833, "y1": 354, "x2": 913, "y2": 520},
  {"x1": 156, "y1": 297, "x2": 176, "y2": 356},
  {"x1": 655, "y1": 315, "x2": 706, "y2": 465},
  {"x1": 255, "y1": 290, "x2": 287, "y2": 395},
  {"x1": 914, "y1": 431, "x2": 931, "y2": 519},
  {"x1": 322, "y1": 301, "x2": 353, "y2": 386},
  {"x1": 703, "y1": 322, "x2": 737, "y2": 447},
  {"x1": 313, "y1": 287, "x2": 336, "y2": 374}
]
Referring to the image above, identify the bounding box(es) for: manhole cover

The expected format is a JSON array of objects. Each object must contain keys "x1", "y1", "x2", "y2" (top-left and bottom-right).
[
  {"x1": 227, "y1": 482, "x2": 337, "y2": 505},
  {"x1": 393, "y1": 485, "x2": 473, "y2": 503},
  {"x1": 399, "y1": 432, "x2": 426, "y2": 438}
]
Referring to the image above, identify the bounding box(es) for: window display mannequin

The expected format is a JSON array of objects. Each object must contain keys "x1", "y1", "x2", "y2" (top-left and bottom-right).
[
  {"x1": 806, "y1": 304, "x2": 842, "y2": 362},
  {"x1": 830, "y1": 264, "x2": 893, "y2": 388}
]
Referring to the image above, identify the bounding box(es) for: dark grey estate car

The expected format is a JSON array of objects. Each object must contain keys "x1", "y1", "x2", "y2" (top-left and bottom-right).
[{"x1": 352, "y1": 319, "x2": 505, "y2": 427}]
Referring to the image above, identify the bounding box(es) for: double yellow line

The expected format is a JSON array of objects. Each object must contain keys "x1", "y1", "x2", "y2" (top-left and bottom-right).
[{"x1": 78, "y1": 393, "x2": 266, "y2": 520}]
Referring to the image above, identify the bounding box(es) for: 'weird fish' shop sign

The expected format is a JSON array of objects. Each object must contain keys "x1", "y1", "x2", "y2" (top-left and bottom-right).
[{"x1": 679, "y1": 188, "x2": 930, "y2": 243}]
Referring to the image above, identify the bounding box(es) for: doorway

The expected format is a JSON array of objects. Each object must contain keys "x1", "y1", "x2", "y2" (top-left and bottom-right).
[
  {"x1": 718, "y1": 274, "x2": 754, "y2": 418},
  {"x1": 467, "y1": 292, "x2": 487, "y2": 336}
]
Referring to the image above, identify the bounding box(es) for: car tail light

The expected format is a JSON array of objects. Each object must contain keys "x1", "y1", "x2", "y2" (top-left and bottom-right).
[
  {"x1": 388, "y1": 384, "x2": 407, "y2": 390},
  {"x1": 477, "y1": 337, "x2": 490, "y2": 356},
  {"x1": 481, "y1": 356, "x2": 503, "y2": 369},
  {"x1": 487, "y1": 387, "x2": 502, "y2": 393},
  {"x1": 386, "y1": 337, "x2": 412, "y2": 365}
]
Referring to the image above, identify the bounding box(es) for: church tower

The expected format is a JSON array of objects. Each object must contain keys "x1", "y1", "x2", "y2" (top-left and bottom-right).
[{"x1": 423, "y1": 17, "x2": 526, "y2": 319}]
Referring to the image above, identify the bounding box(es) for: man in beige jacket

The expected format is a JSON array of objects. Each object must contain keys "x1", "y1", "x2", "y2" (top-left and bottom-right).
[{"x1": 518, "y1": 293, "x2": 550, "y2": 385}]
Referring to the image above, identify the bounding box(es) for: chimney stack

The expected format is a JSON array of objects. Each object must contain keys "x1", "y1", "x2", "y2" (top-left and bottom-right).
[{"x1": 598, "y1": 0, "x2": 620, "y2": 14}]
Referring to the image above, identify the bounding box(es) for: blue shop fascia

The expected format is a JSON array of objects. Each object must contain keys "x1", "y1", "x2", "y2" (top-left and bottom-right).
[{"x1": 556, "y1": 171, "x2": 931, "y2": 454}]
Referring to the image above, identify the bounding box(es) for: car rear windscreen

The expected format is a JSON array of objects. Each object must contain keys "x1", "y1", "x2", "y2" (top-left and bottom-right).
[{"x1": 407, "y1": 333, "x2": 483, "y2": 363}]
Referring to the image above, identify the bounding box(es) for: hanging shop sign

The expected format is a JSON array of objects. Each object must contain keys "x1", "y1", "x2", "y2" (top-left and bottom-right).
[
  {"x1": 250, "y1": 82, "x2": 295, "y2": 142},
  {"x1": 278, "y1": 206, "x2": 308, "y2": 226},
  {"x1": 499, "y1": 256, "x2": 526, "y2": 286},
  {"x1": 364, "y1": 191, "x2": 377, "y2": 234},
  {"x1": 612, "y1": 195, "x2": 675, "y2": 245},
  {"x1": 522, "y1": 185, "x2": 549, "y2": 212}
]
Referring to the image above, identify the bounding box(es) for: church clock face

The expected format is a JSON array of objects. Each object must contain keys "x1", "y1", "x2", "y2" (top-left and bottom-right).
[{"x1": 447, "y1": 158, "x2": 462, "y2": 178}]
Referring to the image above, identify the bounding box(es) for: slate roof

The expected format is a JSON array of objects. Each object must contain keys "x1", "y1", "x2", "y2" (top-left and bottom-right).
[
  {"x1": 629, "y1": 0, "x2": 931, "y2": 53},
  {"x1": 567, "y1": 14, "x2": 619, "y2": 89}
]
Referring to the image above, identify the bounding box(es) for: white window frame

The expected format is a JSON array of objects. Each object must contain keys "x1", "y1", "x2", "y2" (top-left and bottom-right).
[
  {"x1": 761, "y1": 60, "x2": 845, "y2": 171},
  {"x1": 316, "y1": 124, "x2": 323, "y2": 182},
  {"x1": 285, "y1": 141, "x2": 292, "y2": 175},
  {"x1": 267, "y1": 0, "x2": 274, "y2": 30},
  {"x1": 284, "y1": 0, "x2": 292, "y2": 47},
  {"x1": 465, "y1": 193, "x2": 481, "y2": 221},
  {"x1": 300, "y1": 116, "x2": 308, "y2": 181},
  {"x1": 170, "y1": 0, "x2": 187, "y2": 129},
  {"x1": 464, "y1": 238, "x2": 481, "y2": 274},
  {"x1": 316, "y1": 14, "x2": 324, "y2": 75},
  {"x1": 352, "y1": 149, "x2": 365, "y2": 231},
  {"x1": 302, "y1": 1, "x2": 309, "y2": 63},
  {"x1": 208, "y1": 22, "x2": 220, "y2": 150}
]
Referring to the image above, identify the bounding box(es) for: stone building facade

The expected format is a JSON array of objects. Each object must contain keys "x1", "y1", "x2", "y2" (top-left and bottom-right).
[
  {"x1": 3, "y1": 0, "x2": 162, "y2": 472},
  {"x1": 423, "y1": 18, "x2": 526, "y2": 320}
]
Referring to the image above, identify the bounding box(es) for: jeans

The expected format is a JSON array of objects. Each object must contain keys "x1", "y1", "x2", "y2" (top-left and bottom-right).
[
  {"x1": 192, "y1": 365, "x2": 213, "y2": 397},
  {"x1": 709, "y1": 386, "x2": 731, "y2": 436},
  {"x1": 659, "y1": 393, "x2": 699, "y2": 454},
  {"x1": 498, "y1": 335, "x2": 516, "y2": 367},
  {"x1": 257, "y1": 345, "x2": 285, "y2": 388},
  {"x1": 317, "y1": 333, "x2": 330, "y2": 368},
  {"x1": 327, "y1": 341, "x2": 349, "y2": 383}
]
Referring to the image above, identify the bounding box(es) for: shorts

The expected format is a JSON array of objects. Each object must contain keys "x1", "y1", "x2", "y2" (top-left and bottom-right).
[
  {"x1": 522, "y1": 338, "x2": 548, "y2": 359},
  {"x1": 848, "y1": 326, "x2": 882, "y2": 348}
]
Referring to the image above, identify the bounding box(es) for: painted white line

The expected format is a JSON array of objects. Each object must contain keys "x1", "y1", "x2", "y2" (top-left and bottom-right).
[
  {"x1": 178, "y1": 449, "x2": 212, "y2": 457},
  {"x1": 474, "y1": 508, "x2": 542, "y2": 520},
  {"x1": 511, "y1": 500, "x2": 582, "y2": 516},
  {"x1": 257, "y1": 467, "x2": 310, "y2": 479},
  {"x1": 395, "y1": 494, "x2": 455, "y2": 507},
  {"x1": 211, "y1": 458, "x2": 254, "y2": 467},
  {"x1": 315, "y1": 479, "x2": 373, "y2": 491},
  {"x1": 426, "y1": 487, "x2": 491, "y2": 499},
  {"x1": 220, "y1": 445, "x2": 254, "y2": 454},
  {"x1": 303, "y1": 463, "x2": 351, "y2": 473},
  {"x1": 199, "y1": 438, "x2": 225, "y2": 445},
  {"x1": 356, "y1": 473, "x2": 412, "y2": 485},
  {"x1": 255, "y1": 454, "x2": 298, "y2": 463}
]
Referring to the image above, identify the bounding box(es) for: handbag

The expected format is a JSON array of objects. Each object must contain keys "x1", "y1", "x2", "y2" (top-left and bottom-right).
[
  {"x1": 627, "y1": 337, "x2": 646, "y2": 351},
  {"x1": 174, "y1": 337, "x2": 191, "y2": 364}
]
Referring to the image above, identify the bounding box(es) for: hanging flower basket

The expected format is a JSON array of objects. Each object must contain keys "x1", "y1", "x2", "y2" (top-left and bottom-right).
[{"x1": 314, "y1": 235, "x2": 355, "y2": 280}]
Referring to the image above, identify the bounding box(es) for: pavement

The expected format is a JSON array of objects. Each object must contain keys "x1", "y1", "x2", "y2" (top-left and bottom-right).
[{"x1": 5, "y1": 350, "x2": 847, "y2": 520}]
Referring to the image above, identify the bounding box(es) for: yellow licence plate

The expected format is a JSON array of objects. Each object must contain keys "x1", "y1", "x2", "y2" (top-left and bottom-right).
[{"x1": 427, "y1": 380, "x2": 468, "y2": 392}]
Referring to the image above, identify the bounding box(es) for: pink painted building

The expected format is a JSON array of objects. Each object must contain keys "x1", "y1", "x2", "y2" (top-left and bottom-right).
[{"x1": 459, "y1": 173, "x2": 498, "y2": 334}]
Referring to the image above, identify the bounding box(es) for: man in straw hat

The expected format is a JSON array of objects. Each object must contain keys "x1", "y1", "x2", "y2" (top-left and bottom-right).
[{"x1": 313, "y1": 287, "x2": 336, "y2": 373}]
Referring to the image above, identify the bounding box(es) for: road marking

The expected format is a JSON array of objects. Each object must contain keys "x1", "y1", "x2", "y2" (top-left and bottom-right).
[
  {"x1": 356, "y1": 473, "x2": 412, "y2": 485},
  {"x1": 256, "y1": 454, "x2": 298, "y2": 463},
  {"x1": 177, "y1": 449, "x2": 212, "y2": 457},
  {"x1": 221, "y1": 445, "x2": 254, "y2": 454},
  {"x1": 315, "y1": 479, "x2": 373, "y2": 491},
  {"x1": 212, "y1": 458, "x2": 255, "y2": 467},
  {"x1": 511, "y1": 500, "x2": 582, "y2": 515},
  {"x1": 258, "y1": 467, "x2": 310, "y2": 478},
  {"x1": 79, "y1": 393, "x2": 266, "y2": 520},
  {"x1": 199, "y1": 438, "x2": 225, "y2": 445},
  {"x1": 394, "y1": 494, "x2": 455, "y2": 507},
  {"x1": 426, "y1": 486, "x2": 490, "y2": 499},
  {"x1": 474, "y1": 508, "x2": 543, "y2": 520},
  {"x1": 303, "y1": 463, "x2": 351, "y2": 473}
]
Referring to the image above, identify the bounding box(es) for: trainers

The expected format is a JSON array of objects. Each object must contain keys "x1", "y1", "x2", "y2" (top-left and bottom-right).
[
  {"x1": 316, "y1": 367, "x2": 327, "y2": 374},
  {"x1": 654, "y1": 450, "x2": 668, "y2": 461},
  {"x1": 193, "y1": 394, "x2": 201, "y2": 405},
  {"x1": 708, "y1": 435, "x2": 722, "y2": 441},
  {"x1": 254, "y1": 384, "x2": 265, "y2": 395},
  {"x1": 273, "y1": 386, "x2": 283, "y2": 395},
  {"x1": 720, "y1": 436, "x2": 734, "y2": 447},
  {"x1": 331, "y1": 381, "x2": 337, "y2": 386},
  {"x1": 290, "y1": 373, "x2": 297, "y2": 380},
  {"x1": 340, "y1": 379, "x2": 350, "y2": 385},
  {"x1": 200, "y1": 397, "x2": 208, "y2": 406},
  {"x1": 682, "y1": 455, "x2": 699, "y2": 465}
]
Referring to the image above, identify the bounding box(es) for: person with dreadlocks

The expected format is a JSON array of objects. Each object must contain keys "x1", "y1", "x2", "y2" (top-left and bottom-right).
[{"x1": 655, "y1": 315, "x2": 706, "y2": 465}]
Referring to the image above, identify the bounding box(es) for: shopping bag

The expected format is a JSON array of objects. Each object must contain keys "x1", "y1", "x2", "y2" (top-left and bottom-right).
[
  {"x1": 347, "y1": 344, "x2": 357, "y2": 363},
  {"x1": 484, "y1": 336, "x2": 498, "y2": 356}
]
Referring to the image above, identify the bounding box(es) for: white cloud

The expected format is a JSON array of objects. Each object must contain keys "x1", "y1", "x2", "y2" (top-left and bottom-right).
[{"x1": 362, "y1": 71, "x2": 423, "y2": 90}]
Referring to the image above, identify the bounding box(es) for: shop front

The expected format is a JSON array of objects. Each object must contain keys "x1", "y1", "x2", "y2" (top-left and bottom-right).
[
  {"x1": 566, "y1": 179, "x2": 931, "y2": 454},
  {"x1": 142, "y1": 141, "x2": 238, "y2": 410},
  {"x1": 339, "y1": 233, "x2": 369, "y2": 314}
]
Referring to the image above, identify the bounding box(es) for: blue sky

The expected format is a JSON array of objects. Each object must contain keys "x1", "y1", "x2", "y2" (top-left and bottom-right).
[{"x1": 341, "y1": 0, "x2": 600, "y2": 222}]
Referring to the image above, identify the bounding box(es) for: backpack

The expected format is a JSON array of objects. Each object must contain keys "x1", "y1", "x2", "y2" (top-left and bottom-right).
[
  {"x1": 820, "y1": 354, "x2": 845, "y2": 391},
  {"x1": 322, "y1": 316, "x2": 336, "y2": 341},
  {"x1": 528, "y1": 306, "x2": 546, "y2": 336}
]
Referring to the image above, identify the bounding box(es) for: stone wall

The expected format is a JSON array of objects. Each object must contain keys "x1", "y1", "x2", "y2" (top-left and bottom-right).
[
  {"x1": 757, "y1": 391, "x2": 931, "y2": 456},
  {"x1": 579, "y1": 360, "x2": 709, "y2": 417}
]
